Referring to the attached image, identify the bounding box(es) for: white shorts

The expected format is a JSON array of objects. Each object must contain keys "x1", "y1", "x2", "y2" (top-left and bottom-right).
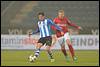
[{"x1": 57, "y1": 32, "x2": 71, "y2": 46}]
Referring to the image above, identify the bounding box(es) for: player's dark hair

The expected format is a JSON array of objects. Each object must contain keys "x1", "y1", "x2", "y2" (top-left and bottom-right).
[{"x1": 38, "y1": 12, "x2": 45, "y2": 16}]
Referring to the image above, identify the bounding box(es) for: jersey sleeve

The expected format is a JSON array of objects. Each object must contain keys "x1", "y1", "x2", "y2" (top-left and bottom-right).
[
  {"x1": 32, "y1": 26, "x2": 40, "y2": 34},
  {"x1": 48, "y1": 19, "x2": 62, "y2": 32},
  {"x1": 66, "y1": 18, "x2": 79, "y2": 29},
  {"x1": 51, "y1": 18, "x2": 57, "y2": 31}
]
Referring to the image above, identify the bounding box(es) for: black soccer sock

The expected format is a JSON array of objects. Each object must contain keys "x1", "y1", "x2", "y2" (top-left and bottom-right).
[{"x1": 47, "y1": 51, "x2": 53, "y2": 59}]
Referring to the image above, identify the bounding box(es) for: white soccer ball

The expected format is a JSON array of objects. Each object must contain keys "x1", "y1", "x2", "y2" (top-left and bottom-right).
[
  {"x1": 29, "y1": 55, "x2": 36, "y2": 62},
  {"x1": 29, "y1": 55, "x2": 33, "y2": 62}
]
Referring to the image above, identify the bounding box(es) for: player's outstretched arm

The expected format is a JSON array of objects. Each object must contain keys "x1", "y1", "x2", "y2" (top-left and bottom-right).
[
  {"x1": 32, "y1": 27, "x2": 40, "y2": 34},
  {"x1": 67, "y1": 19, "x2": 82, "y2": 30},
  {"x1": 48, "y1": 19, "x2": 62, "y2": 31},
  {"x1": 29, "y1": 27, "x2": 40, "y2": 37},
  {"x1": 48, "y1": 19, "x2": 64, "y2": 35}
]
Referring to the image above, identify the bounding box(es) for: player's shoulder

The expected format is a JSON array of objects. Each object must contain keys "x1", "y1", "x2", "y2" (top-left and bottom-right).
[
  {"x1": 38, "y1": 20, "x2": 40, "y2": 24},
  {"x1": 46, "y1": 18, "x2": 52, "y2": 22},
  {"x1": 53, "y1": 17, "x2": 59, "y2": 22},
  {"x1": 45, "y1": 18, "x2": 53, "y2": 24},
  {"x1": 46, "y1": 18, "x2": 51, "y2": 20}
]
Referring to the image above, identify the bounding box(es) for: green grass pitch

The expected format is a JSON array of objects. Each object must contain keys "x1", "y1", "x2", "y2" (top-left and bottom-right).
[{"x1": 1, "y1": 50, "x2": 99, "y2": 66}]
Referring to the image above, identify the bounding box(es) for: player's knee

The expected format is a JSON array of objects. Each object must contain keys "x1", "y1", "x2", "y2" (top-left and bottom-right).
[
  {"x1": 46, "y1": 48, "x2": 50, "y2": 52},
  {"x1": 46, "y1": 46, "x2": 51, "y2": 51},
  {"x1": 36, "y1": 43, "x2": 42, "y2": 48},
  {"x1": 66, "y1": 39, "x2": 72, "y2": 45},
  {"x1": 61, "y1": 46, "x2": 65, "y2": 50}
]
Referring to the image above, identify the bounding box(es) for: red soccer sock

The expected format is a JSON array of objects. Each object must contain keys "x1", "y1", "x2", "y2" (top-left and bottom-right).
[{"x1": 68, "y1": 45, "x2": 75, "y2": 58}]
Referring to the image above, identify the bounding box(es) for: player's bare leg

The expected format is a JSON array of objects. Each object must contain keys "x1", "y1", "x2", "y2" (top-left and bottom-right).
[
  {"x1": 66, "y1": 39, "x2": 78, "y2": 62},
  {"x1": 61, "y1": 44, "x2": 70, "y2": 62},
  {"x1": 51, "y1": 35, "x2": 57, "y2": 46},
  {"x1": 46, "y1": 46, "x2": 55, "y2": 62},
  {"x1": 61, "y1": 44, "x2": 67, "y2": 56}
]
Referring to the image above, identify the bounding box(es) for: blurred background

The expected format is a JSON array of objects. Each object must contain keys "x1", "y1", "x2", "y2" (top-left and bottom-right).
[{"x1": 1, "y1": 1, "x2": 99, "y2": 35}]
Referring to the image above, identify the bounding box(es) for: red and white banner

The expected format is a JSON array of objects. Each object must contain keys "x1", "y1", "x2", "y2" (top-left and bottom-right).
[{"x1": 1, "y1": 35, "x2": 99, "y2": 50}]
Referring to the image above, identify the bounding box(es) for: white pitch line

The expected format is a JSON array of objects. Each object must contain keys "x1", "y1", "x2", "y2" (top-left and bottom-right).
[{"x1": 1, "y1": 1, "x2": 15, "y2": 16}]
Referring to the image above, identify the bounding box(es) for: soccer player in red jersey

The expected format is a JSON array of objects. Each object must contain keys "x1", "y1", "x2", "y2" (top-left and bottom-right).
[{"x1": 51, "y1": 10, "x2": 82, "y2": 62}]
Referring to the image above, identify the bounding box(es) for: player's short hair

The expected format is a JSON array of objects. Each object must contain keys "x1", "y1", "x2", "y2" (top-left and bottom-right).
[
  {"x1": 58, "y1": 10, "x2": 64, "y2": 13},
  {"x1": 38, "y1": 12, "x2": 45, "y2": 16}
]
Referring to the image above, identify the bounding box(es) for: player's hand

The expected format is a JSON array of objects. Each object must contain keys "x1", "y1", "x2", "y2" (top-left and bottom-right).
[
  {"x1": 29, "y1": 32, "x2": 32, "y2": 37},
  {"x1": 77, "y1": 26, "x2": 82, "y2": 30},
  {"x1": 61, "y1": 32, "x2": 64, "y2": 36}
]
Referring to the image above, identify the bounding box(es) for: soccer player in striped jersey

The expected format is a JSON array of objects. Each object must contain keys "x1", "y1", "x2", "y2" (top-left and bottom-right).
[
  {"x1": 51, "y1": 10, "x2": 82, "y2": 62},
  {"x1": 29, "y1": 12, "x2": 64, "y2": 62}
]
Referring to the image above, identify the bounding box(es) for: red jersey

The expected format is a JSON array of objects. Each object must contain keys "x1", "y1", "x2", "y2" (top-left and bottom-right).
[{"x1": 51, "y1": 17, "x2": 79, "y2": 38}]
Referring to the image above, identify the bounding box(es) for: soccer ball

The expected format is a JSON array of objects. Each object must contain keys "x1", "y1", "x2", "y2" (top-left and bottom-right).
[{"x1": 28, "y1": 55, "x2": 37, "y2": 62}]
